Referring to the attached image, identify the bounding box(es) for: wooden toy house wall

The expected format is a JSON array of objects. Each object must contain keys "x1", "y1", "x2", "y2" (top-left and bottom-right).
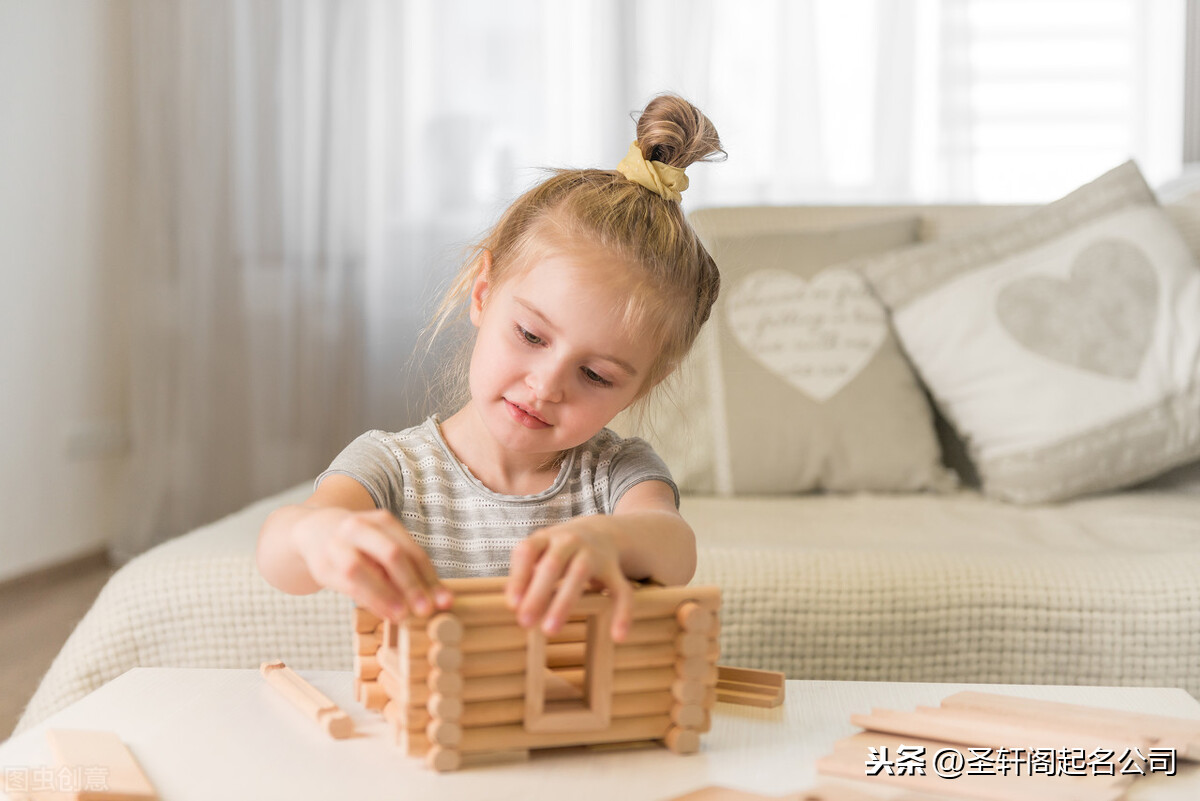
[{"x1": 352, "y1": 577, "x2": 721, "y2": 771}]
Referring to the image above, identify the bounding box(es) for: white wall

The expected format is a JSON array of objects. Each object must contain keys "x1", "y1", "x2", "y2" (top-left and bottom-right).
[{"x1": 0, "y1": 0, "x2": 133, "y2": 581}]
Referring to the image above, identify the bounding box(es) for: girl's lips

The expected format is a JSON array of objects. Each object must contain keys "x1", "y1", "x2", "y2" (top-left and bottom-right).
[{"x1": 504, "y1": 399, "x2": 550, "y2": 429}]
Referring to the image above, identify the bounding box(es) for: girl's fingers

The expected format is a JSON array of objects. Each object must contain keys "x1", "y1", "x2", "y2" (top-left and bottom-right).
[
  {"x1": 506, "y1": 535, "x2": 547, "y2": 610},
  {"x1": 323, "y1": 539, "x2": 407, "y2": 622},
  {"x1": 337, "y1": 516, "x2": 435, "y2": 616},
  {"x1": 605, "y1": 570, "x2": 635, "y2": 642},
  {"x1": 516, "y1": 537, "x2": 575, "y2": 628},
  {"x1": 540, "y1": 555, "x2": 592, "y2": 635}
]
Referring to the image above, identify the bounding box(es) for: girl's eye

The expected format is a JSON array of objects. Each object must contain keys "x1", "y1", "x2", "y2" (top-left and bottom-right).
[
  {"x1": 582, "y1": 367, "x2": 612, "y2": 387},
  {"x1": 517, "y1": 325, "x2": 543, "y2": 346}
]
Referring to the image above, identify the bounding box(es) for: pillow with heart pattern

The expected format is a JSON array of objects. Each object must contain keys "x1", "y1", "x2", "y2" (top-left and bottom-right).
[
  {"x1": 858, "y1": 160, "x2": 1200, "y2": 504},
  {"x1": 612, "y1": 215, "x2": 959, "y2": 495}
]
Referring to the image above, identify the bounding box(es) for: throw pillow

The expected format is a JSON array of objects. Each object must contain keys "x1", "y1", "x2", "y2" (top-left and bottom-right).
[
  {"x1": 858, "y1": 160, "x2": 1200, "y2": 504},
  {"x1": 613, "y1": 214, "x2": 958, "y2": 495}
]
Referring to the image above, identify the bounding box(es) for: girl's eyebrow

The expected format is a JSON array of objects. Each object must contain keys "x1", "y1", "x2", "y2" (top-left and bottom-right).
[{"x1": 514, "y1": 297, "x2": 639, "y2": 377}]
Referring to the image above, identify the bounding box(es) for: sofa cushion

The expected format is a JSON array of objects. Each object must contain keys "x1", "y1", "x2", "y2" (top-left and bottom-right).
[
  {"x1": 614, "y1": 215, "x2": 958, "y2": 495},
  {"x1": 859, "y1": 160, "x2": 1200, "y2": 504}
]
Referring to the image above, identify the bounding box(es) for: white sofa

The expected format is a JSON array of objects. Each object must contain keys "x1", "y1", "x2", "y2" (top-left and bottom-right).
[{"x1": 17, "y1": 187, "x2": 1200, "y2": 734}]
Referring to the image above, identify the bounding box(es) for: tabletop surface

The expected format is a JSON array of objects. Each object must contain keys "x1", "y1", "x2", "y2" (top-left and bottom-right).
[{"x1": 2, "y1": 668, "x2": 1198, "y2": 800}]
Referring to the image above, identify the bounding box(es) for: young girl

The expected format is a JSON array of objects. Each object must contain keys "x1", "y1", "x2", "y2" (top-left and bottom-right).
[{"x1": 256, "y1": 94, "x2": 723, "y2": 642}]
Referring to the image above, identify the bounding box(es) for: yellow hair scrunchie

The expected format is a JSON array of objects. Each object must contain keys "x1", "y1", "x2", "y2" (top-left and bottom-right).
[{"x1": 615, "y1": 141, "x2": 689, "y2": 202}]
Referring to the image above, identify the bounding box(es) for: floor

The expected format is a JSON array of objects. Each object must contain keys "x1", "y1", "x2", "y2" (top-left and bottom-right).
[{"x1": 0, "y1": 552, "x2": 116, "y2": 741}]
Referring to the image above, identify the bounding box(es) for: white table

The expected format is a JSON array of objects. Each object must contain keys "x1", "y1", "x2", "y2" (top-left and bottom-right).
[{"x1": 2, "y1": 669, "x2": 1198, "y2": 800}]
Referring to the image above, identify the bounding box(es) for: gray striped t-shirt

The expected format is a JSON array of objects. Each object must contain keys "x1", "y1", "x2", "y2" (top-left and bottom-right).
[{"x1": 315, "y1": 417, "x2": 679, "y2": 578}]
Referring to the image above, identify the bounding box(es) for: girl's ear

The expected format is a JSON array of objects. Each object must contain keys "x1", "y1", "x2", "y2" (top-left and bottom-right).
[{"x1": 468, "y1": 249, "x2": 494, "y2": 327}]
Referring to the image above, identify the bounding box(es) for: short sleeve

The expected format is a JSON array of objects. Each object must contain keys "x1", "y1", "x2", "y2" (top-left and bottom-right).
[
  {"x1": 606, "y1": 436, "x2": 680, "y2": 512},
  {"x1": 314, "y1": 430, "x2": 403, "y2": 513}
]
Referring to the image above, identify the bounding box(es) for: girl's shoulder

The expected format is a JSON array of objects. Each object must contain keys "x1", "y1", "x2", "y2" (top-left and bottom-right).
[{"x1": 579, "y1": 427, "x2": 664, "y2": 464}]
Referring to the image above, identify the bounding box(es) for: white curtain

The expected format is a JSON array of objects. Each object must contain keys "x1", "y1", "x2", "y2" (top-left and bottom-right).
[
  {"x1": 120, "y1": 0, "x2": 1181, "y2": 556},
  {"x1": 121, "y1": 0, "x2": 369, "y2": 559}
]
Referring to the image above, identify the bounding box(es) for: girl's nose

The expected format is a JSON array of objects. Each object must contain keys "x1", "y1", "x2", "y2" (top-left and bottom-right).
[{"x1": 527, "y1": 362, "x2": 566, "y2": 403}]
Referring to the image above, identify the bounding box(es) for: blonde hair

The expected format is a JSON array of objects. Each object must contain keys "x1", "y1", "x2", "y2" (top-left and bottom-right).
[{"x1": 427, "y1": 93, "x2": 724, "y2": 408}]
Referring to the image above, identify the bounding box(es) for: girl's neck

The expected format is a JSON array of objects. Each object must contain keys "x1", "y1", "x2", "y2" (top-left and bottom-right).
[{"x1": 437, "y1": 404, "x2": 563, "y2": 496}]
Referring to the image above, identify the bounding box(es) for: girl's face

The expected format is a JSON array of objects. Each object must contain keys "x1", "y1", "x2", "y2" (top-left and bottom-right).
[{"x1": 467, "y1": 247, "x2": 655, "y2": 458}]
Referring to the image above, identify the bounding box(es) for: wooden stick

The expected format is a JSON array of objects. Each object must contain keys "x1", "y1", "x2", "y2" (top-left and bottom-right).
[
  {"x1": 260, "y1": 661, "x2": 355, "y2": 739},
  {"x1": 45, "y1": 729, "x2": 158, "y2": 800}
]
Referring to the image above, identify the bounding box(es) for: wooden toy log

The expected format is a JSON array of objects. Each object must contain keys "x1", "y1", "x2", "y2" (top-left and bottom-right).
[
  {"x1": 260, "y1": 661, "x2": 355, "y2": 739},
  {"x1": 395, "y1": 664, "x2": 681, "y2": 707},
  {"x1": 418, "y1": 585, "x2": 720, "y2": 626},
  {"x1": 851, "y1": 705, "x2": 1156, "y2": 756},
  {"x1": 360, "y1": 680, "x2": 389, "y2": 710},
  {"x1": 941, "y1": 691, "x2": 1200, "y2": 760},
  {"x1": 354, "y1": 630, "x2": 382, "y2": 655},
  {"x1": 354, "y1": 652, "x2": 381, "y2": 681},
  {"x1": 818, "y1": 731, "x2": 1131, "y2": 801},
  {"x1": 353, "y1": 606, "x2": 382, "y2": 634},
  {"x1": 408, "y1": 637, "x2": 700, "y2": 680},
  {"x1": 715, "y1": 665, "x2": 785, "y2": 708},
  {"x1": 675, "y1": 601, "x2": 715, "y2": 634},
  {"x1": 458, "y1": 714, "x2": 672, "y2": 753},
  {"x1": 406, "y1": 615, "x2": 697, "y2": 658},
  {"x1": 426, "y1": 613, "x2": 463, "y2": 644},
  {"x1": 427, "y1": 692, "x2": 463, "y2": 721},
  {"x1": 450, "y1": 690, "x2": 676, "y2": 728},
  {"x1": 664, "y1": 724, "x2": 701, "y2": 754},
  {"x1": 45, "y1": 729, "x2": 159, "y2": 801}
]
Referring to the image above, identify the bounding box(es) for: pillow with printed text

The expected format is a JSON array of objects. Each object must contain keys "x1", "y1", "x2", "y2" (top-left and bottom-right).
[{"x1": 614, "y1": 214, "x2": 958, "y2": 495}]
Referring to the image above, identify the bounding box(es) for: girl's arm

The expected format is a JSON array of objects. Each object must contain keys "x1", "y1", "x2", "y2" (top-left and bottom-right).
[
  {"x1": 504, "y1": 479, "x2": 695, "y2": 641},
  {"x1": 256, "y1": 474, "x2": 452, "y2": 622}
]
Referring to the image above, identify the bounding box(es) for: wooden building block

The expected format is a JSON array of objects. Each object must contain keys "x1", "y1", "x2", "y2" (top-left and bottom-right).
[
  {"x1": 427, "y1": 643, "x2": 463, "y2": 672},
  {"x1": 426, "y1": 613, "x2": 463, "y2": 645},
  {"x1": 260, "y1": 661, "x2": 354, "y2": 738},
  {"x1": 360, "y1": 680, "x2": 389, "y2": 711},
  {"x1": 664, "y1": 725, "x2": 701, "y2": 754},
  {"x1": 353, "y1": 653, "x2": 381, "y2": 681},
  {"x1": 675, "y1": 601, "x2": 715, "y2": 634},
  {"x1": 44, "y1": 729, "x2": 158, "y2": 801},
  {"x1": 354, "y1": 630, "x2": 382, "y2": 655},
  {"x1": 716, "y1": 666, "x2": 785, "y2": 708},
  {"x1": 353, "y1": 606, "x2": 382, "y2": 634}
]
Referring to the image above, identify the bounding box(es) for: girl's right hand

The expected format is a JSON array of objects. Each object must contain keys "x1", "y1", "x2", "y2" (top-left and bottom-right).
[{"x1": 292, "y1": 506, "x2": 453, "y2": 623}]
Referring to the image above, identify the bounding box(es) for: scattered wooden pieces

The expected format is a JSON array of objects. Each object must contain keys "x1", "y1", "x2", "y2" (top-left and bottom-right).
[
  {"x1": 941, "y1": 691, "x2": 1200, "y2": 760},
  {"x1": 260, "y1": 660, "x2": 355, "y2": 739},
  {"x1": 816, "y1": 690, "x2": 1199, "y2": 801},
  {"x1": 716, "y1": 666, "x2": 786, "y2": 708}
]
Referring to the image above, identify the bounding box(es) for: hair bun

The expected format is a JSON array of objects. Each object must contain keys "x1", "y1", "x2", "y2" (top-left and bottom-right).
[{"x1": 635, "y1": 94, "x2": 724, "y2": 169}]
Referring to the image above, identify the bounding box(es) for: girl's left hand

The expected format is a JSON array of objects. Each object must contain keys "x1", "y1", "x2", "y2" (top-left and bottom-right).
[{"x1": 505, "y1": 520, "x2": 634, "y2": 642}]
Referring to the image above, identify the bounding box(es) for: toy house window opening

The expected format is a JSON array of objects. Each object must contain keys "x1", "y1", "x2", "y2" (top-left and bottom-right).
[{"x1": 524, "y1": 595, "x2": 614, "y2": 733}]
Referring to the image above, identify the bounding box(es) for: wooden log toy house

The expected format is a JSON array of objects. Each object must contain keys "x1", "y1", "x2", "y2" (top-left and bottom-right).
[{"x1": 352, "y1": 577, "x2": 722, "y2": 771}]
